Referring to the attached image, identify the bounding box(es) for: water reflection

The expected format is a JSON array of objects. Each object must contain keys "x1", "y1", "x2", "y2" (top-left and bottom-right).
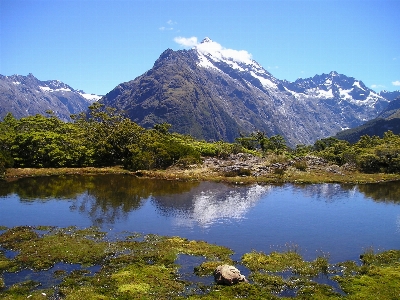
[
  {"x1": 153, "y1": 183, "x2": 271, "y2": 228},
  {"x1": 1, "y1": 176, "x2": 400, "y2": 229},
  {"x1": 0, "y1": 175, "x2": 200, "y2": 225},
  {"x1": 291, "y1": 183, "x2": 357, "y2": 202},
  {"x1": 1, "y1": 175, "x2": 400, "y2": 263},
  {"x1": 356, "y1": 182, "x2": 400, "y2": 204}
]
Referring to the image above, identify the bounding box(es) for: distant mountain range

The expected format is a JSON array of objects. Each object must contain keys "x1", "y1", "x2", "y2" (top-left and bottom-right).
[
  {"x1": 2, "y1": 38, "x2": 400, "y2": 146},
  {"x1": 0, "y1": 73, "x2": 100, "y2": 121}
]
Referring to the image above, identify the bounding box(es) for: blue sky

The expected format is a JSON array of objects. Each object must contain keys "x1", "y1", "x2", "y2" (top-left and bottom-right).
[{"x1": 1, "y1": 0, "x2": 399, "y2": 95}]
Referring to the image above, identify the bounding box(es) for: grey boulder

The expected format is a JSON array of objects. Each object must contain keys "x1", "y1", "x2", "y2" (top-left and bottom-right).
[{"x1": 213, "y1": 264, "x2": 247, "y2": 285}]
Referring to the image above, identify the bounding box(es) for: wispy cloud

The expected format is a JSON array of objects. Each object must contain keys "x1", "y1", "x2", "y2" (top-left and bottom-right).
[
  {"x1": 174, "y1": 36, "x2": 198, "y2": 48},
  {"x1": 392, "y1": 80, "x2": 400, "y2": 86},
  {"x1": 167, "y1": 20, "x2": 176, "y2": 26},
  {"x1": 159, "y1": 20, "x2": 176, "y2": 31}
]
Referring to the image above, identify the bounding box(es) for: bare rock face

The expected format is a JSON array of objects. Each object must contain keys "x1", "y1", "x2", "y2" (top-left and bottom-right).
[{"x1": 213, "y1": 265, "x2": 247, "y2": 285}]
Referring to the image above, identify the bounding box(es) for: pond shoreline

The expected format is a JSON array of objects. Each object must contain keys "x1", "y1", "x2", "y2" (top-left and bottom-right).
[{"x1": 4, "y1": 154, "x2": 400, "y2": 184}]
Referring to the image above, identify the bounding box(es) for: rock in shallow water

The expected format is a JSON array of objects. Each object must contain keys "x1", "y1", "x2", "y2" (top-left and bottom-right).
[{"x1": 213, "y1": 264, "x2": 247, "y2": 285}]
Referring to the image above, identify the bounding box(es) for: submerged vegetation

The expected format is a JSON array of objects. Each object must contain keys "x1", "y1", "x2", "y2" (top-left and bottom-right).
[
  {"x1": 0, "y1": 226, "x2": 399, "y2": 299},
  {"x1": 2, "y1": 104, "x2": 400, "y2": 183}
]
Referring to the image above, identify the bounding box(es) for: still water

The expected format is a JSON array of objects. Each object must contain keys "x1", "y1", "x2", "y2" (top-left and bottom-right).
[{"x1": 0, "y1": 175, "x2": 399, "y2": 263}]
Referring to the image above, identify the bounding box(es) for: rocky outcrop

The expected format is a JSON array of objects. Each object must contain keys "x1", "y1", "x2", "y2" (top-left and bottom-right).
[
  {"x1": 203, "y1": 153, "x2": 330, "y2": 177},
  {"x1": 213, "y1": 265, "x2": 247, "y2": 285}
]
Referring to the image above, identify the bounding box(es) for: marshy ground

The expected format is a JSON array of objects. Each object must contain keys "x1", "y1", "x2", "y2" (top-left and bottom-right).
[{"x1": 0, "y1": 226, "x2": 399, "y2": 299}]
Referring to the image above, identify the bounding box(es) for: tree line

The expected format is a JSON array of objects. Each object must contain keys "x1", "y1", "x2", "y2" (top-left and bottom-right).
[{"x1": 1, "y1": 103, "x2": 400, "y2": 176}]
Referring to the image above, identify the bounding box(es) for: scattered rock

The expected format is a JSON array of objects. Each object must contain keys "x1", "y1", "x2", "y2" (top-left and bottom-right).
[
  {"x1": 197, "y1": 153, "x2": 333, "y2": 178},
  {"x1": 326, "y1": 165, "x2": 342, "y2": 174},
  {"x1": 213, "y1": 264, "x2": 247, "y2": 285}
]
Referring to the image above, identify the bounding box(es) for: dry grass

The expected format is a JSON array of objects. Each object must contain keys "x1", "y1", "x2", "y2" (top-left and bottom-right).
[
  {"x1": 4, "y1": 166, "x2": 132, "y2": 180},
  {"x1": 4, "y1": 162, "x2": 400, "y2": 184}
]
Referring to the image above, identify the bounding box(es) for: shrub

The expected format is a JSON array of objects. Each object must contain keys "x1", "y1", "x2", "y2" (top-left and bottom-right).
[
  {"x1": 0, "y1": 150, "x2": 14, "y2": 178},
  {"x1": 224, "y1": 168, "x2": 252, "y2": 177},
  {"x1": 294, "y1": 161, "x2": 307, "y2": 171},
  {"x1": 273, "y1": 167, "x2": 286, "y2": 176}
]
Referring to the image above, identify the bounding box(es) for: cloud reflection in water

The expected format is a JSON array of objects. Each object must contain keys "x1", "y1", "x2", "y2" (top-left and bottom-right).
[{"x1": 171, "y1": 184, "x2": 271, "y2": 228}]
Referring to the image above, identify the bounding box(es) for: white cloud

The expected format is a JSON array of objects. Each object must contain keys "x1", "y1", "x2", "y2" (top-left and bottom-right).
[
  {"x1": 393, "y1": 80, "x2": 400, "y2": 86},
  {"x1": 173, "y1": 36, "x2": 254, "y2": 65},
  {"x1": 174, "y1": 36, "x2": 198, "y2": 48},
  {"x1": 159, "y1": 20, "x2": 176, "y2": 31}
]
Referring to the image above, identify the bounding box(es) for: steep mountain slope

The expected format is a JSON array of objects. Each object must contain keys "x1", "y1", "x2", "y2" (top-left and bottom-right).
[
  {"x1": 335, "y1": 97, "x2": 400, "y2": 143},
  {"x1": 0, "y1": 74, "x2": 100, "y2": 121},
  {"x1": 100, "y1": 38, "x2": 389, "y2": 146}
]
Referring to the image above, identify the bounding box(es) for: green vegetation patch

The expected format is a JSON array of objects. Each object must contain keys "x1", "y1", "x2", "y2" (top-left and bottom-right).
[
  {"x1": 0, "y1": 226, "x2": 38, "y2": 249},
  {"x1": 0, "y1": 226, "x2": 109, "y2": 270},
  {"x1": 0, "y1": 252, "x2": 17, "y2": 273},
  {"x1": 111, "y1": 263, "x2": 184, "y2": 298},
  {"x1": 333, "y1": 249, "x2": 400, "y2": 299},
  {"x1": 335, "y1": 265, "x2": 400, "y2": 299},
  {"x1": 242, "y1": 250, "x2": 329, "y2": 276},
  {"x1": 241, "y1": 250, "x2": 339, "y2": 298}
]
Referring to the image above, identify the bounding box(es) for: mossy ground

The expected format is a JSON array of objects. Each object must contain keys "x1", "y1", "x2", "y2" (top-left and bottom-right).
[{"x1": 0, "y1": 226, "x2": 399, "y2": 299}]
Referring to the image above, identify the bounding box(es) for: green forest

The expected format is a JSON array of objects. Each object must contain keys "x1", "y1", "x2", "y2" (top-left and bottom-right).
[{"x1": 1, "y1": 103, "x2": 400, "y2": 177}]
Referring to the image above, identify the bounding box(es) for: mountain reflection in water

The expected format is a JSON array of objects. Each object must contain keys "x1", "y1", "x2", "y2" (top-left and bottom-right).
[{"x1": 0, "y1": 175, "x2": 399, "y2": 262}]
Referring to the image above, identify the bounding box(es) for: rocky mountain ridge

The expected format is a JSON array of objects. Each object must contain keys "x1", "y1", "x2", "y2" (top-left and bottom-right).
[
  {"x1": 2, "y1": 38, "x2": 399, "y2": 147},
  {"x1": 0, "y1": 73, "x2": 100, "y2": 121},
  {"x1": 100, "y1": 38, "x2": 390, "y2": 146}
]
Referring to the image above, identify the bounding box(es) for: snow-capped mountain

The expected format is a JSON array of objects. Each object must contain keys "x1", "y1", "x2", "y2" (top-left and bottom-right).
[
  {"x1": 380, "y1": 90, "x2": 400, "y2": 102},
  {"x1": 284, "y1": 71, "x2": 385, "y2": 106},
  {"x1": 100, "y1": 37, "x2": 390, "y2": 146},
  {"x1": 0, "y1": 73, "x2": 100, "y2": 121}
]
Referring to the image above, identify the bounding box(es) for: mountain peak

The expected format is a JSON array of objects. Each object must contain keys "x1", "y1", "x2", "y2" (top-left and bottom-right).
[
  {"x1": 201, "y1": 37, "x2": 213, "y2": 44},
  {"x1": 329, "y1": 71, "x2": 338, "y2": 76}
]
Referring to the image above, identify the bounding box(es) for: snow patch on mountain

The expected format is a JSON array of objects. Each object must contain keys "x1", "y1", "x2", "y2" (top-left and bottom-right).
[
  {"x1": 37, "y1": 83, "x2": 100, "y2": 102},
  {"x1": 194, "y1": 38, "x2": 278, "y2": 90},
  {"x1": 39, "y1": 86, "x2": 72, "y2": 92},
  {"x1": 78, "y1": 91, "x2": 101, "y2": 102},
  {"x1": 250, "y1": 71, "x2": 278, "y2": 89}
]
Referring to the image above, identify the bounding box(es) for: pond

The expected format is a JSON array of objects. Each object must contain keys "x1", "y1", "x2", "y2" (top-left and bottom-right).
[{"x1": 0, "y1": 175, "x2": 400, "y2": 294}]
